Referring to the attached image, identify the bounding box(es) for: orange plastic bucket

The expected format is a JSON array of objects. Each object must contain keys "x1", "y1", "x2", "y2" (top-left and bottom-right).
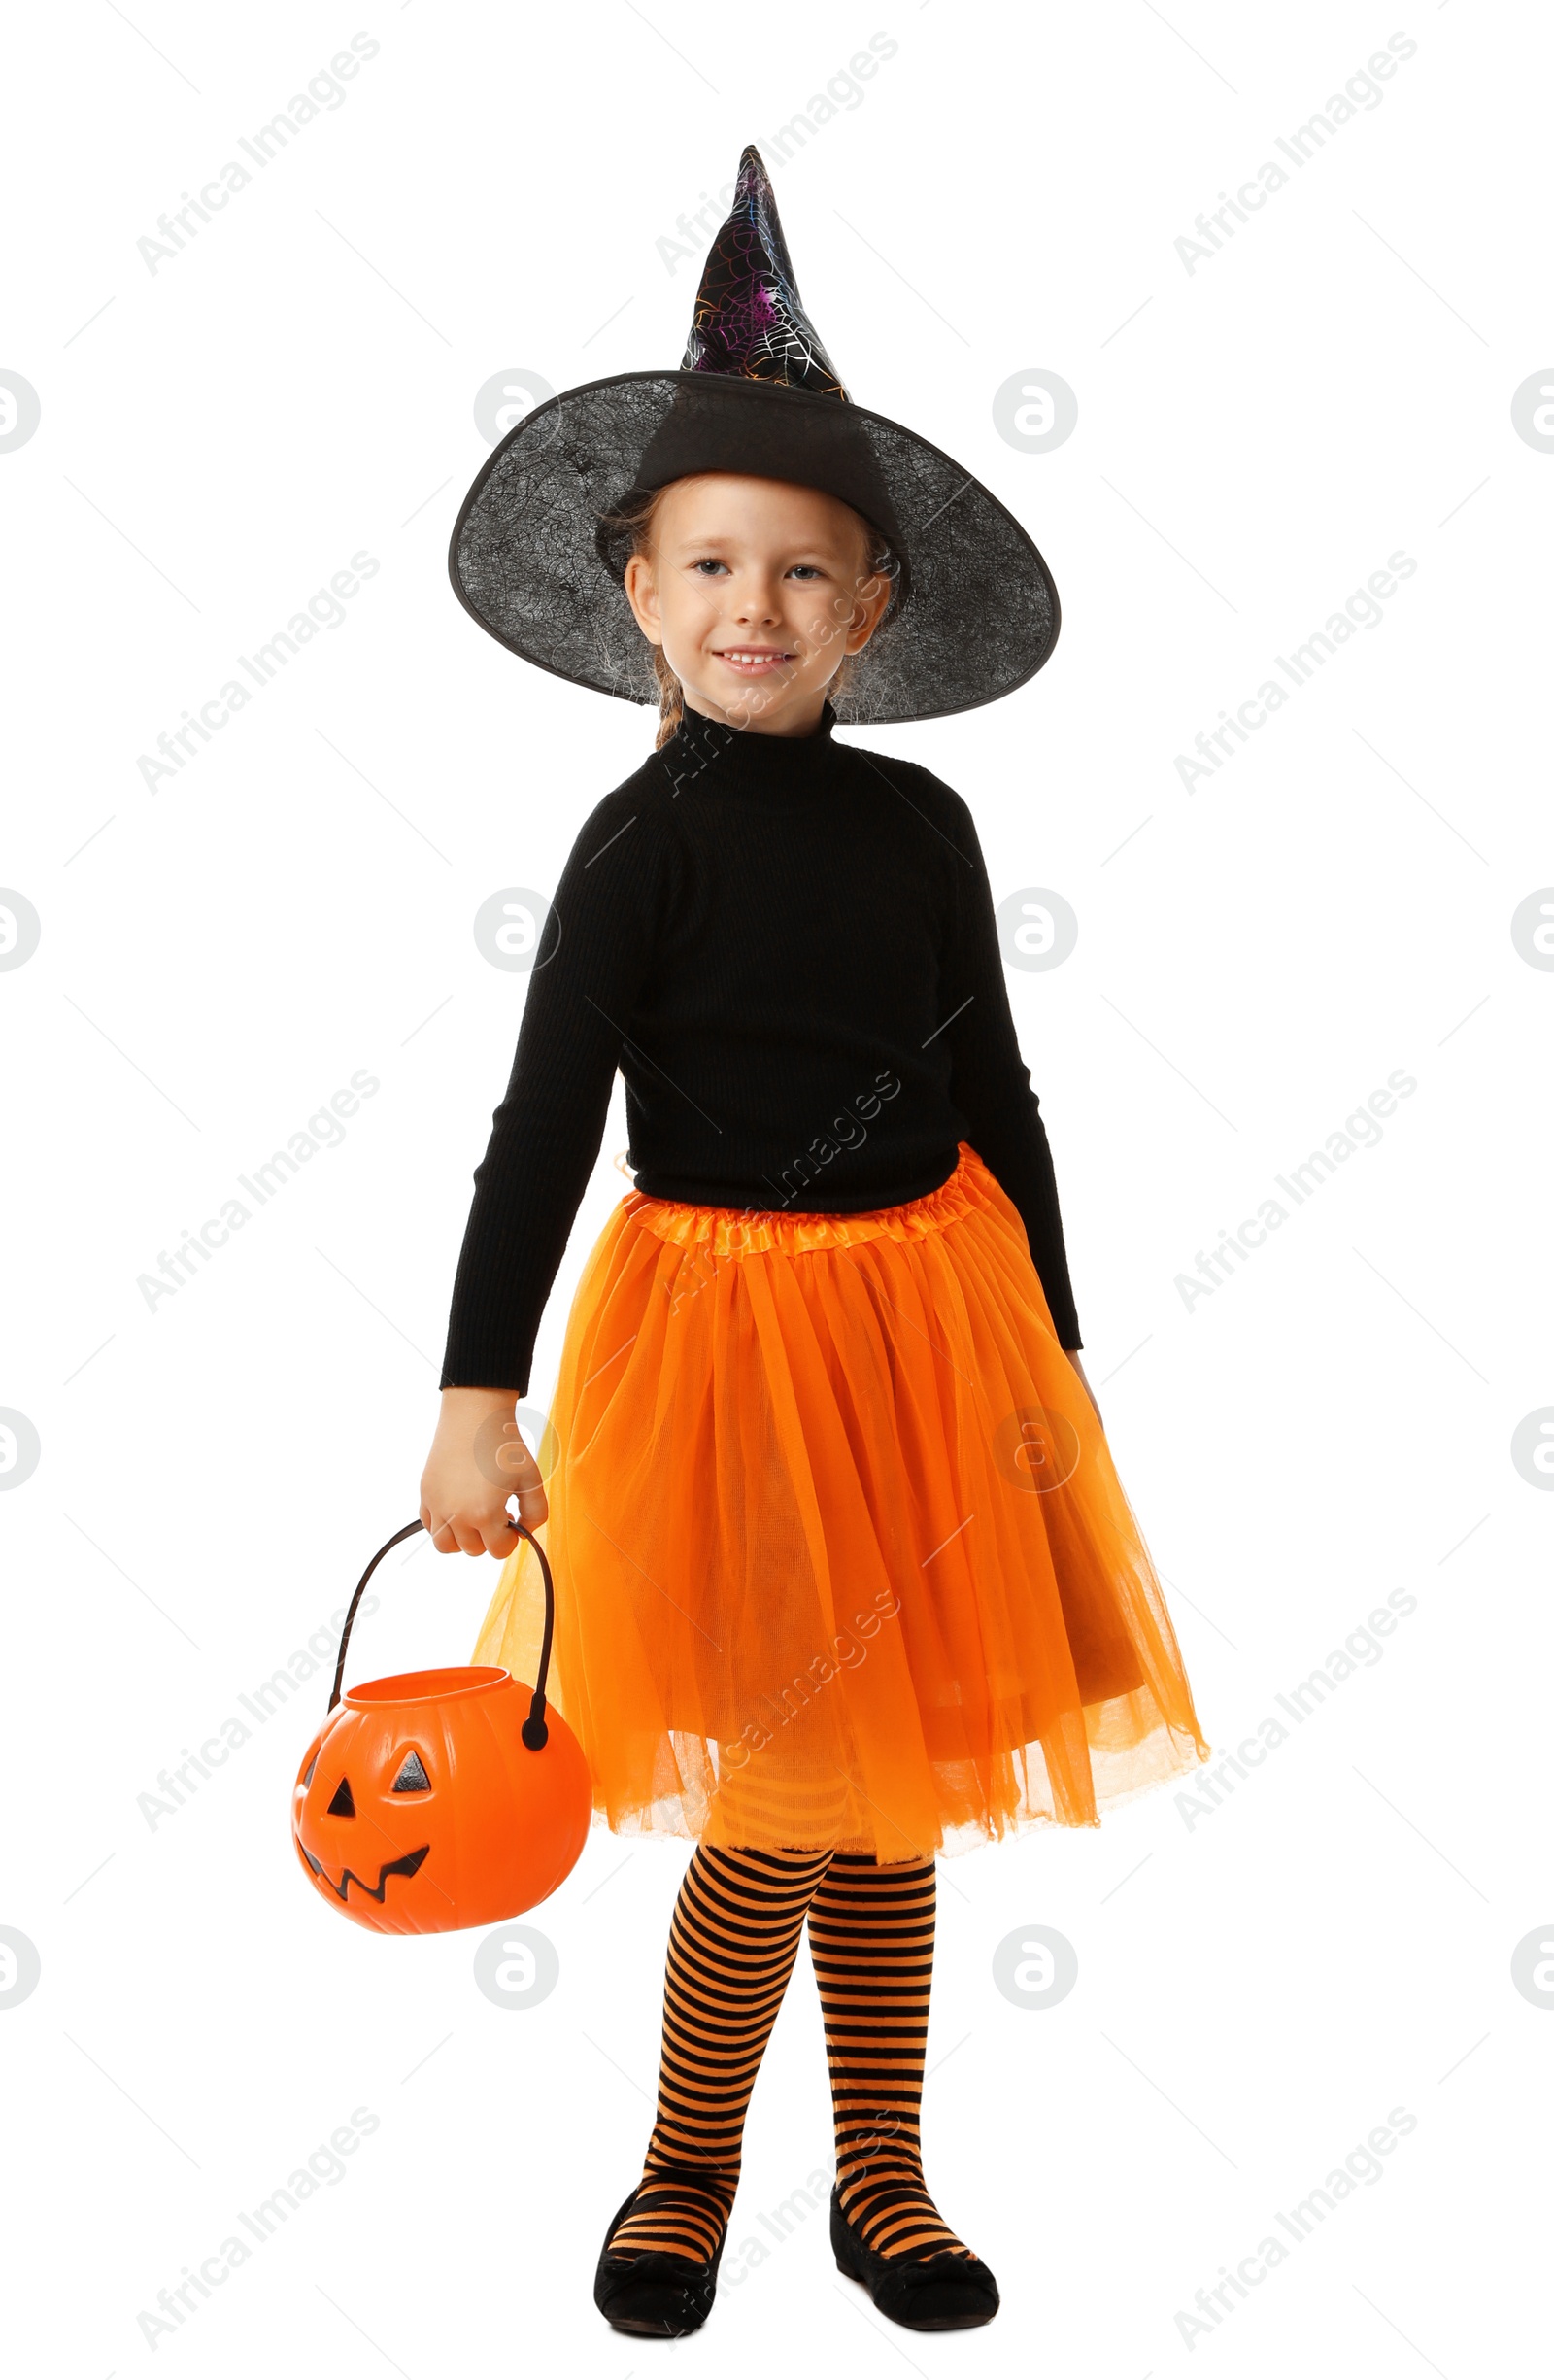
[{"x1": 292, "y1": 1517, "x2": 591, "y2": 1934}]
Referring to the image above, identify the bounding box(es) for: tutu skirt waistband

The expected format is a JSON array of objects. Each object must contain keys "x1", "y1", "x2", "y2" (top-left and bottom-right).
[{"x1": 473, "y1": 1142, "x2": 1208, "y2": 1858}]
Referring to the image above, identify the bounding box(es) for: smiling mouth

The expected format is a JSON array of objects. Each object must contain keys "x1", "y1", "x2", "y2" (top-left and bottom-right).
[
  {"x1": 299, "y1": 1841, "x2": 430, "y2": 1903},
  {"x1": 714, "y1": 648, "x2": 795, "y2": 674}
]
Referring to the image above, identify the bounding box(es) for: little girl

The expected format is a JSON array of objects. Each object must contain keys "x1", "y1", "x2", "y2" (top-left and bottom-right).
[{"x1": 421, "y1": 149, "x2": 1208, "y2": 2339}]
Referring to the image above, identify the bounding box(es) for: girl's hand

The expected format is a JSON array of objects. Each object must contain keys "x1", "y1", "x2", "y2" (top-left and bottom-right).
[
  {"x1": 420, "y1": 1386, "x2": 549, "y2": 1557},
  {"x1": 1066, "y1": 1350, "x2": 1102, "y2": 1431}
]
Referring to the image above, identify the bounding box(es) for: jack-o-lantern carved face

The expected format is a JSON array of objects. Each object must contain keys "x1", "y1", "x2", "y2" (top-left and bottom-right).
[
  {"x1": 295, "y1": 1744, "x2": 434, "y2": 1905},
  {"x1": 291, "y1": 1664, "x2": 593, "y2": 1936}
]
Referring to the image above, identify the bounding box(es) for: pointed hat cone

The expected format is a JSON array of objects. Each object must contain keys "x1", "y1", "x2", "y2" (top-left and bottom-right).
[{"x1": 682, "y1": 146, "x2": 848, "y2": 399}]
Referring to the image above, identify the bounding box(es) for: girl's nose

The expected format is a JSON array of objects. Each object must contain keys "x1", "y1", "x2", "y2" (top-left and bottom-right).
[{"x1": 730, "y1": 573, "x2": 783, "y2": 624}]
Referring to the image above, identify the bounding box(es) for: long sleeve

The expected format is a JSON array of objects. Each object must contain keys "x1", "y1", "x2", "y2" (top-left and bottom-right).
[
  {"x1": 935, "y1": 788, "x2": 1083, "y2": 1350},
  {"x1": 438, "y1": 787, "x2": 673, "y2": 1393}
]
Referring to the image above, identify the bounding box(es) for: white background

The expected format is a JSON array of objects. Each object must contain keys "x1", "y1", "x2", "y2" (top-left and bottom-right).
[{"x1": 3, "y1": 2, "x2": 1548, "y2": 2371}]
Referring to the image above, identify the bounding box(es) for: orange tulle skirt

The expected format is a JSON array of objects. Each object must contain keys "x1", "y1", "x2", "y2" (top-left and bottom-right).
[{"x1": 472, "y1": 1142, "x2": 1209, "y2": 1859}]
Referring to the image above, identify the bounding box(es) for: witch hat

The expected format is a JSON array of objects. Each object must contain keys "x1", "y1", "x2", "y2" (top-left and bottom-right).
[{"x1": 449, "y1": 146, "x2": 1059, "y2": 725}]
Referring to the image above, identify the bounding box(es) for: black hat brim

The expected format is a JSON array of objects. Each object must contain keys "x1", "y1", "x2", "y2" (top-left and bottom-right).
[{"x1": 448, "y1": 370, "x2": 1060, "y2": 726}]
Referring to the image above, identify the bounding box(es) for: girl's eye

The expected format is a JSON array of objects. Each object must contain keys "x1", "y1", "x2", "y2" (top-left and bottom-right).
[
  {"x1": 692, "y1": 558, "x2": 728, "y2": 575},
  {"x1": 789, "y1": 564, "x2": 823, "y2": 580}
]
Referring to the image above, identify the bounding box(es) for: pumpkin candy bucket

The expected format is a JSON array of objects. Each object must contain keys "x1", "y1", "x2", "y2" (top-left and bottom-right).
[{"x1": 292, "y1": 1515, "x2": 592, "y2": 1934}]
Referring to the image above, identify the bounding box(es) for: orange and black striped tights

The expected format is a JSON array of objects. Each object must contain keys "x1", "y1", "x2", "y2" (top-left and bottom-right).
[{"x1": 605, "y1": 1843, "x2": 977, "y2": 2265}]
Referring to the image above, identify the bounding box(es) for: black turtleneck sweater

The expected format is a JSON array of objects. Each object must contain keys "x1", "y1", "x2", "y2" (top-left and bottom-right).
[{"x1": 440, "y1": 702, "x2": 1082, "y2": 1393}]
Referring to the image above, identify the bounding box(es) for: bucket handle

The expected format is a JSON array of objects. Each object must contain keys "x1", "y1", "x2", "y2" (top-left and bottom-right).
[{"x1": 326, "y1": 1507, "x2": 556, "y2": 1751}]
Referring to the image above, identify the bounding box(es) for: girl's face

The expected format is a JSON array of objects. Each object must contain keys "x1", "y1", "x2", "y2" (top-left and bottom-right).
[{"x1": 622, "y1": 473, "x2": 894, "y2": 736}]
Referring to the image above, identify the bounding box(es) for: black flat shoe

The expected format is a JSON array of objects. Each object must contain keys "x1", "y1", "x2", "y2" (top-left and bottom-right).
[
  {"x1": 592, "y1": 2172, "x2": 730, "y2": 2337},
  {"x1": 831, "y1": 2184, "x2": 1000, "y2": 2330}
]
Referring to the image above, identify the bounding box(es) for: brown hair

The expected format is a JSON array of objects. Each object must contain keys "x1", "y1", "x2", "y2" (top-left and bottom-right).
[{"x1": 600, "y1": 480, "x2": 899, "y2": 749}]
